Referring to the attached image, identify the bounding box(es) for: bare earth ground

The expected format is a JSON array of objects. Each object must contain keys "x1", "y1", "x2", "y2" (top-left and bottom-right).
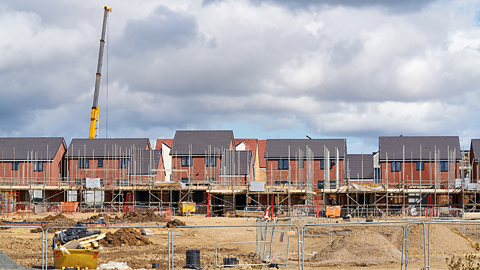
[{"x1": 0, "y1": 213, "x2": 478, "y2": 269}]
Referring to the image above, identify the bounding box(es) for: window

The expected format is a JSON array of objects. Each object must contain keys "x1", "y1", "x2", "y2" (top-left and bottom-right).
[
  {"x1": 97, "y1": 158, "x2": 103, "y2": 167},
  {"x1": 278, "y1": 159, "x2": 289, "y2": 170},
  {"x1": 205, "y1": 156, "x2": 216, "y2": 167},
  {"x1": 440, "y1": 161, "x2": 449, "y2": 172},
  {"x1": 299, "y1": 159, "x2": 304, "y2": 169},
  {"x1": 116, "y1": 179, "x2": 129, "y2": 186},
  {"x1": 416, "y1": 161, "x2": 424, "y2": 171},
  {"x1": 74, "y1": 179, "x2": 85, "y2": 186},
  {"x1": 318, "y1": 181, "x2": 324, "y2": 189},
  {"x1": 320, "y1": 160, "x2": 334, "y2": 170},
  {"x1": 34, "y1": 161, "x2": 43, "y2": 172},
  {"x1": 78, "y1": 158, "x2": 89, "y2": 169},
  {"x1": 181, "y1": 178, "x2": 189, "y2": 184},
  {"x1": 12, "y1": 161, "x2": 19, "y2": 171},
  {"x1": 391, "y1": 161, "x2": 401, "y2": 172},
  {"x1": 119, "y1": 158, "x2": 129, "y2": 169},
  {"x1": 181, "y1": 157, "x2": 192, "y2": 167},
  {"x1": 100, "y1": 179, "x2": 104, "y2": 186}
]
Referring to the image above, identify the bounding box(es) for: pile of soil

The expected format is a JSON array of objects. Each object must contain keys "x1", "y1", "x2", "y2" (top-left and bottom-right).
[
  {"x1": 308, "y1": 227, "x2": 403, "y2": 266},
  {"x1": 166, "y1": 219, "x2": 186, "y2": 228},
  {"x1": 30, "y1": 218, "x2": 77, "y2": 233},
  {"x1": 389, "y1": 224, "x2": 476, "y2": 257},
  {"x1": 82, "y1": 214, "x2": 117, "y2": 223},
  {"x1": 36, "y1": 213, "x2": 69, "y2": 222},
  {"x1": 0, "y1": 221, "x2": 9, "y2": 230},
  {"x1": 120, "y1": 210, "x2": 165, "y2": 223},
  {"x1": 102, "y1": 228, "x2": 153, "y2": 247}
]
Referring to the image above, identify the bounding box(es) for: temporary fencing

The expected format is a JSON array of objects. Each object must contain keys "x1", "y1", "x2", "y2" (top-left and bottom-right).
[
  {"x1": 0, "y1": 225, "x2": 45, "y2": 270},
  {"x1": 170, "y1": 223, "x2": 301, "y2": 269}
]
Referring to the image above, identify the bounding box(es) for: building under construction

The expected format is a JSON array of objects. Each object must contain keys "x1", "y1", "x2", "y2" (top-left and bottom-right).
[{"x1": 0, "y1": 133, "x2": 479, "y2": 218}]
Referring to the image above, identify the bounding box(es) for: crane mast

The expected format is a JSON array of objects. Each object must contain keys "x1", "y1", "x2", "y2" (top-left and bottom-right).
[{"x1": 89, "y1": 6, "x2": 112, "y2": 139}]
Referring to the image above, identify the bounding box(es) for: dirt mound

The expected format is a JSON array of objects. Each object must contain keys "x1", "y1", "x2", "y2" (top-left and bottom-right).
[
  {"x1": 308, "y1": 227, "x2": 403, "y2": 266},
  {"x1": 82, "y1": 214, "x2": 116, "y2": 223},
  {"x1": 120, "y1": 210, "x2": 165, "y2": 223},
  {"x1": 0, "y1": 221, "x2": 9, "y2": 230},
  {"x1": 30, "y1": 218, "x2": 77, "y2": 233},
  {"x1": 166, "y1": 219, "x2": 186, "y2": 228},
  {"x1": 102, "y1": 228, "x2": 153, "y2": 247},
  {"x1": 389, "y1": 224, "x2": 476, "y2": 257},
  {"x1": 36, "y1": 213, "x2": 69, "y2": 222}
]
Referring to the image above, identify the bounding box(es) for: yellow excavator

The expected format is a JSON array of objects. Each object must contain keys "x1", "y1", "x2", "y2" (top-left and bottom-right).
[{"x1": 89, "y1": 6, "x2": 112, "y2": 139}]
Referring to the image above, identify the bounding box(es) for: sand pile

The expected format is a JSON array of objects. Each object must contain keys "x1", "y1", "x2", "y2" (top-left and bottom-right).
[
  {"x1": 102, "y1": 228, "x2": 153, "y2": 247},
  {"x1": 166, "y1": 219, "x2": 186, "y2": 228},
  {"x1": 308, "y1": 227, "x2": 403, "y2": 266},
  {"x1": 389, "y1": 224, "x2": 476, "y2": 257},
  {"x1": 30, "y1": 218, "x2": 77, "y2": 233}
]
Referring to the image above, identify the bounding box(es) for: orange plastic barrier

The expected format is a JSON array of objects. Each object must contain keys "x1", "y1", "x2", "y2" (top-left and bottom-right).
[
  {"x1": 60, "y1": 202, "x2": 78, "y2": 212},
  {"x1": 326, "y1": 206, "x2": 341, "y2": 218}
]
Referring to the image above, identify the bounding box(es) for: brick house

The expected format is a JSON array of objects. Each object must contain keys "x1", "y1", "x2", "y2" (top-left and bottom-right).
[
  {"x1": 170, "y1": 130, "x2": 234, "y2": 184},
  {"x1": 66, "y1": 138, "x2": 155, "y2": 187},
  {"x1": 469, "y1": 139, "x2": 480, "y2": 183},
  {"x1": 264, "y1": 139, "x2": 346, "y2": 189},
  {"x1": 379, "y1": 136, "x2": 460, "y2": 188},
  {"x1": 0, "y1": 137, "x2": 67, "y2": 186}
]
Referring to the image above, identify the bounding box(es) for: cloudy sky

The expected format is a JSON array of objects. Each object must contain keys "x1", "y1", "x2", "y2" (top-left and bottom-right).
[{"x1": 1, "y1": 0, "x2": 479, "y2": 153}]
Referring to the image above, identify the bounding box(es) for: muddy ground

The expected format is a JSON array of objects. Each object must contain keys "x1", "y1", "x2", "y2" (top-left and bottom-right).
[{"x1": 0, "y1": 212, "x2": 478, "y2": 269}]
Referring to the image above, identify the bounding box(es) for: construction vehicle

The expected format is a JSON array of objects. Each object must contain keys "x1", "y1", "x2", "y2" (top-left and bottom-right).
[{"x1": 89, "y1": 6, "x2": 112, "y2": 139}]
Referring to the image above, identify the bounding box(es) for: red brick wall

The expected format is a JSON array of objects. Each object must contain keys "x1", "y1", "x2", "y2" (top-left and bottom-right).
[
  {"x1": 66, "y1": 158, "x2": 129, "y2": 187},
  {"x1": 171, "y1": 156, "x2": 220, "y2": 182},
  {"x1": 266, "y1": 159, "x2": 345, "y2": 188},
  {"x1": 380, "y1": 160, "x2": 459, "y2": 187}
]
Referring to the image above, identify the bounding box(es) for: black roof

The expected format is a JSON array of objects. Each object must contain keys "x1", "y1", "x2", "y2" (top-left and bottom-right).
[
  {"x1": 220, "y1": 150, "x2": 252, "y2": 176},
  {"x1": 346, "y1": 154, "x2": 374, "y2": 179},
  {"x1": 171, "y1": 130, "x2": 233, "y2": 156},
  {"x1": 67, "y1": 138, "x2": 150, "y2": 157},
  {"x1": 264, "y1": 139, "x2": 346, "y2": 159},
  {"x1": 379, "y1": 136, "x2": 461, "y2": 160},
  {"x1": 0, "y1": 137, "x2": 65, "y2": 160},
  {"x1": 471, "y1": 139, "x2": 480, "y2": 161},
  {"x1": 130, "y1": 149, "x2": 162, "y2": 175}
]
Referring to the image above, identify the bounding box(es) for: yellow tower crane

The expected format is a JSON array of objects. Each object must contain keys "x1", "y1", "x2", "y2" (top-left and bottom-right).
[{"x1": 89, "y1": 6, "x2": 112, "y2": 139}]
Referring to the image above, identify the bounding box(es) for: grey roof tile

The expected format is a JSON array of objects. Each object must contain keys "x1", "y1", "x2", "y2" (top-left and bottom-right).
[
  {"x1": 131, "y1": 149, "x2": 162, "y2": 175},
  {"x1": 379, "y1": 136, "x2": 461, "y2": 160},
  {"x1": 67, "y1": 138, "x2": 150, "y2": 157},
  {"x1": 171, "y1": 130, "x2": 233, "y2": 156},
  {"x1": 0, "y1": 137, "x2": 65, "y2": 160},
  {"x1": 346, "y1": 154, "x2": 374, "y2": 179},
  {"x1": 471, "y1": 139, "x2": 480, "y2": 161},
  {"x1": 220, "y1": 150, "x2": 252, "y2": 175}
]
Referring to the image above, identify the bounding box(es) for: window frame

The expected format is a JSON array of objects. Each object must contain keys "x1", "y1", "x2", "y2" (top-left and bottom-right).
[
  {"x1": 320, "y1": 160, "x2": 334, "y2": 170},
  {"x1": 97, "y1": 158, "x2": 103, "y2": 168},
  {"x1": 34, "y1": 161, "x2": 43, "y2": 172},
  {"x1": 440, "y1": 161, "x2": 449, "y2": 172},
  {"x1": 277, "y1": 159, "x2": 289, "y2": 170},
  {"x1": 12, "y1": 161, "x2": 19, "y2": 171},
  {"x1": 416, "y1": 161, "x2": 424, "y2": 171},
  {"x1": 299, "y1": 158, "x2": 304, "y2": 169},
  {"x1": 390, "y1": 161, "x2": 402, "y2": 172},
  {"x1": 181, "y1": 157, "x2": 193, "y2": 167},
  {"x1": 78, "y1": 158, "x2": 89, "y2": 169},
  {"x1": 119, "y1": 158, "x2": 129, "y2": 169},
  {"x1": 205, "y1": 156, "x2": 216, "y2": 167}
]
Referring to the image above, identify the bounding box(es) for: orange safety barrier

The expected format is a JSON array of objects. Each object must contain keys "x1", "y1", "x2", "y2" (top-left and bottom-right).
[{"x1": 60, "y1": 202, "x2": 79, "y2": 212}]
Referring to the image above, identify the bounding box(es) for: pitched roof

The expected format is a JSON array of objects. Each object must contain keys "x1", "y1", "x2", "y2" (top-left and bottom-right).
[
  {"x1": 346, "y1": 154, "x2": 374, "y2": 180},
  {"x1": 130, "y1": 149, "x2": 162, "y2": 175},
  {"x1": 258, "y1": 140, "x2": 267, "y2": 168},
  {"x1": 379, "y1": 136, "x2": 461, "y2": 160},
  {"x1": 265, "y1": 139, "x2": 346, "y2": 159},
  {"x1": 170, "y1": 130, "x2": 233, "y2": 156},
  {"x1": 156, "y1": 139, "x2": 173, "y2": 150},
  {"x1": 235, "y1": 138, "x2": 257, "y2": 163},
  {"x1": 0, "y1": 137, "x2": 65, "y2": 160},
  {"x1": 67, "y1": 138, "x2": 150, "y2": 157},
  {"x1": 220, "y1": 150, "x2": 252, "y2": 175}
]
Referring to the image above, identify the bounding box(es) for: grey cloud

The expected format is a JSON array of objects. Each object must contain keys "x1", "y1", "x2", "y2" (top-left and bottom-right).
[
  {"x1": 117, "y1": 5, "x2": 198, "y2": 54},
  {"x1": 203, "y1": 0, "x2": 438, "y2": 13}
]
